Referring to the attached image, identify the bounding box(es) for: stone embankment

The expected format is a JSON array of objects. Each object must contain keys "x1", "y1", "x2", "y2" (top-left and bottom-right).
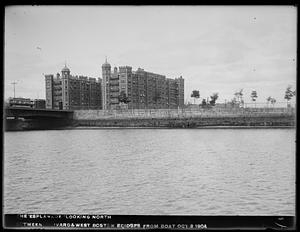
[{"x1": 72, "y1": 108, "x2": 295, "y2": 128}]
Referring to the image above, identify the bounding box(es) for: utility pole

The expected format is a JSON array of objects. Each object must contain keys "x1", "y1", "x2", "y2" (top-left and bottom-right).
[{"x1": 11, "y1": 81, "x2": 18, "y2": 98}]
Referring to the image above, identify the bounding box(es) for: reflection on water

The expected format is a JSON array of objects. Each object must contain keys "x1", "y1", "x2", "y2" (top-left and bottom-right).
[{"x1": 4, "y1": 129, "x2": 295, "y2": 215}]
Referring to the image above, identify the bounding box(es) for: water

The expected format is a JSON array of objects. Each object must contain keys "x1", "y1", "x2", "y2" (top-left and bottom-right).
[{"x1": 4, "y1": 128, "x2": 295, "y2": 215}]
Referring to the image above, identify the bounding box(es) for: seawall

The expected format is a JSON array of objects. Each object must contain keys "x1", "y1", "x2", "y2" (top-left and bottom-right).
[
  {"x1": 5, "y1": 108, "x2": 295, "y2": 131},
  {"x1": 73, "y1": 109, "x2": 295, "y2": 128}
]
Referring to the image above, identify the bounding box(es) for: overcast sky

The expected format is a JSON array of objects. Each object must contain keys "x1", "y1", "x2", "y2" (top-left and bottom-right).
[{"x1": 5, "y1": 5, "x2": 297, "y2": 105}]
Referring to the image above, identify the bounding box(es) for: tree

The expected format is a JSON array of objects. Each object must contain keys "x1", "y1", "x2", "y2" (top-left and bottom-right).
[
  {"x1": 230, "y1": 97, "x2": 238, "y2": 107},
  {"x1": 201, "y1": 98, "x2": 207, "y2": 107},
  {"x1": 267, "y1": 96, "x2": 276, "y2": 108},
  {"x1": 118, "y1": 91, "x2": 130, "y2": 104},
  {"x1": 209, "y1": 93, "x2": 219, "y2": 106},
  {"x1": 251, "y1": 90, "x2": 258, "y2": 108},
  {"x1": 266, "y1": 96, "x2": 272, "y2": 107},
  {"x1": 284, "y1": 85, "x2": 295, "y2": 107},
  {"x1": 239, "y1": 89, "x2": 244, "y2": 102},
  {"x1": 270, "y1": 98, "x2": 276, "y2": 107},
  {"x1": 234, "y1": 89, "x2": 244, "y2": 106},
  {"x1": 191, "y1": 90, "x2": 200, "y2": 104},
  {"x1": 234, "y1": 92, "x2": 240, "y2": 101}
]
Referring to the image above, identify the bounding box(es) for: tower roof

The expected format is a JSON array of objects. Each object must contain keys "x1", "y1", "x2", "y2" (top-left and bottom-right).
[
  {"x1": 62, "y1": 63, "x2": 70, "y2": 72},
  {"x1": 102, "y1": 56, "x2": 111, "y2": 68}
]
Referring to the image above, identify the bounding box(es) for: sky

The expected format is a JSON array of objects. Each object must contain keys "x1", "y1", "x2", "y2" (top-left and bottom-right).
[{"x1": 4, "y1": 5, "x2": 297, "y2": 106}]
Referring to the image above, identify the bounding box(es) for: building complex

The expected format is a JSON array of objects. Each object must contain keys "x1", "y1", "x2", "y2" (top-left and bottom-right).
[
  {"x1": 102, "y1": 59, "x2": 184, "y2": 110},
  {"x1": 45, "y1": 65, "x2": 102, "y2": 110},
  {"x1": 45, "y1": 59, "x2": 184, "y2": 110}
]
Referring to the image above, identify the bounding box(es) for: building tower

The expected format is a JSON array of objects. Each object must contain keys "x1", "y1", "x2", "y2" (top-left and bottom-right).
[
  {"x1": 175, "y1": 76, "x2": 184, "y2": 108},
  {"x1": 62, "y1": 63, "x2": 71, "y2": 109},
  {"x1": 45, "y1": 74, "x2": 54, "y2": 109},
  {"x1": 102, "y1": 57, "x2": 111, "y2": 110}
]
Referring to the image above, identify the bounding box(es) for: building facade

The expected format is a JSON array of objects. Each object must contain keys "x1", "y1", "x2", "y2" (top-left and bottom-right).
[
  {"x1": 33, "y1": 99, "x2": 46, "y2": 109},
  {"x1": 101, "y1": 60, "x2": 185, "y2": 110},
  {"x1": 45, "y1": 65, "x2": 102, "y2": 110}
]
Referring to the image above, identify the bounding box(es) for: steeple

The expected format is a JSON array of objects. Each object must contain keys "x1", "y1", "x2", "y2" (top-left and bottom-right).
[
  {"x1": 102, "y1": 56, "x2": 111, "y2": 68},
  {"x1": 101, "y1": 56, "x2": 111, "y2": 110}
]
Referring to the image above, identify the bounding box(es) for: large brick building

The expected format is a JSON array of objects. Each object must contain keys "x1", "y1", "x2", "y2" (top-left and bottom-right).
[
  {"x1": 45, "y1": 65, "x2": 102, "y2": 110},
  {"x1": 45, "y1": 61, "x2": 184, "y2": 110},
  {"x1": 102, "y1": 59, "x2": 185, "y2": 110}
]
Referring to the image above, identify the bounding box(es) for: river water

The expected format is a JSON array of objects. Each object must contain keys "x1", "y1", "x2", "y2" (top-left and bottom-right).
[{"x1": 4, "y1": 128, "x2": 295, "y2": 215}]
